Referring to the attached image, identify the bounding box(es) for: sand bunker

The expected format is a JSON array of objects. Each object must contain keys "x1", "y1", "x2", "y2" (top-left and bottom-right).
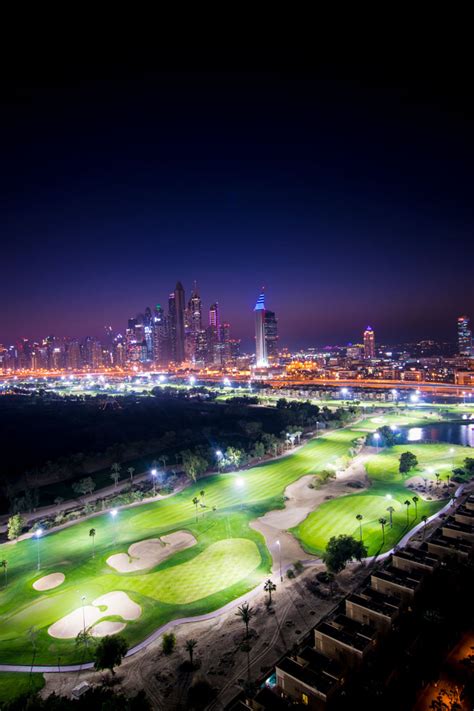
[
  {"x1": 91, "y1": 621, "x2": 126, "y2": 637},
  {"x1": 107, "y1": 530, "x2": 197, "y2": 573},
  {"x1": 48, "y1": 590, "x2": 142, "y2": 639},
  {"x1": 33, "y1": 572, "x2": 65, "y2": 591},
  {"x1": 93, "y1": 591, "x2": 141, "y2": 620}
]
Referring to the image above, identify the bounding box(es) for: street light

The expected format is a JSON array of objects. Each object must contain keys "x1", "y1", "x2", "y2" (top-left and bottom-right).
[
  {"x1": 35, "y1": 528, "x2": 43, "y2": 570},
  {"x1": 276, "y1": 539, "x2": 282, "y2": 582},
  {"x1": 385, "y1": 493, "x2": 392, "y2": 500},
  {"x1": 223, "y1": 377, "x2": 231, "y2": 387},
  {"x1": 110, "y1": 509, "x2": 118, "y2": 542},
  {"x1": 81, "y1": 595, "x2": 86, "y2": 636},
  {"x1": 151, "y1": 468, "x2": 158, "y2": 496},
  {"x1": 236, "y1": 476, "x2": 244, "y2": 509},
  {"x1": 189, "y1": 376, "x2": 196, "y2": 386}
]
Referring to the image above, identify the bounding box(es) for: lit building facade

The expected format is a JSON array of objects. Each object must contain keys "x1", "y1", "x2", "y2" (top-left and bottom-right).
[
  {"x1": 254, "y1": 290, "x2": 268, "y2": 367},
  {"x1": 363, "y1": 326, "x2": 375, "y2": 359},
  {"x1": 457, "y1": 315, "x2": 472, "y2": 356}
]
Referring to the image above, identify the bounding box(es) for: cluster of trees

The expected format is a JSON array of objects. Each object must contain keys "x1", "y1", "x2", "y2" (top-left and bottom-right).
[
  {"x1": 275, "y1": 398, "x2": 356, "y2": 427},
  {"x1": 323, "y1": 534, "x2": 367, "y2": 574}
]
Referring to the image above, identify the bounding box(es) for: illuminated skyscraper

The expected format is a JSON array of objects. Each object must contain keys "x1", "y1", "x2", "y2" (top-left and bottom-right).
[
  {"x1": 363, "y1": 326, "x2": 375, "y2": 359},
  {"x1": 173, "y1": 281, "x2": 186, "y2": 363},
  {"x1": 254, "y1": 290, "x2": 267, "y2": 367},
  {"x1": 264, "y1": 310, "x2": 278, "y2": 360},
  {"x1": 457, "y1": 315, "x2": 472, "y2": 356}
]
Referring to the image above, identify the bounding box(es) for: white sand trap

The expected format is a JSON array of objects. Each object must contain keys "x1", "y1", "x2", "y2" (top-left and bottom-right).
[
  {"x1": 91, "y1": 621, "x2": 126, "y2": 637},
  {"x1": 48, "y1": 590, "x2": 142, "y2": 639},
  {"x1": 49, "y1": 606, "x2": 103, "y2": 639},
  {"x1": 106, "y1": 530, "x2": 197, "y2": 573},
  {"x1": 33, "y1": 572, "x2": 65, "y2": 591},
  {"x1": 93, "y1": 591, "x2": 141, "y2": 620}
]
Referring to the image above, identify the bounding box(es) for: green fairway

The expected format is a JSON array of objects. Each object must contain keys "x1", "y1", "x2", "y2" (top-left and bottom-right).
[
  {"x1": 293, "y1": 441, "x2": 468, "y2": 556},
  {"x1": 0, "y1": 410, "x2": 471, "y2": 667},
  {"x1": 0, "y1": 425, "x2": 362, "y2": 666}
]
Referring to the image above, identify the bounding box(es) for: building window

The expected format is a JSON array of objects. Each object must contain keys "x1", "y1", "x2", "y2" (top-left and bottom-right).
[{"x1": 302, "y1": 693, "x2": 309, "y2": 705}]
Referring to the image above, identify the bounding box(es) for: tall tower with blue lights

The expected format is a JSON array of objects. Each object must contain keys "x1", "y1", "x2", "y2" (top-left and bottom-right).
[{"x1": 254, "y1": 289, "x2": 268, "y2": 367}]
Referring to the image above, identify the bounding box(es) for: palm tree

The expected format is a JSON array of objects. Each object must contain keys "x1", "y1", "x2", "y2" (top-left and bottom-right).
[
  {"x1": 192, "y1": 496, "x2": 200, "y2": 523},
  {"x1": 421, "y1": 514, "x2": 428, "y2": 540},
  {"x1": 412, "y1": 495, "x2": 419, "y2": 519},
  {"x1": 404, "y1": 499, "x2": 411, "y2": 525},
  {"x1": 236, "y1": 602, "x2": 254, "y2": 639},
  {"x1": 127, "y1": 467, "x2": 135, "y2": 483},
  {"x1": 264, "y1": 579, "x2": 277, "y2": 605},
  {"x1": 435, "y1": 472, "x2": 440, "y2": 488},
  {"x1": 159, "y1": 455, "x2": 168, "y2": 469},
  {"x1": 185, "y1": 639, "x2": 197, "y2": 666},
  {"x1": 378, "y1": 517, "x2": 387, "y2": 545},
  {"x1": 0, "y1": 560, "x2": 7, "y2": 586},
  {"x1": 199, "y1": 490, "x2": 205, "y2": 508},
  {"x1": 110, "y1": 463, "x2": 121, "y2": 488},
  {"x1": 89, "y1": 528, "x2": 96, "y2": 557},
  {"x1": 356, "y1": 514, "x2": 363, "y2": 541},
  {"x1": 386, "y1": 506, "x2": 395, "y2": 528}
]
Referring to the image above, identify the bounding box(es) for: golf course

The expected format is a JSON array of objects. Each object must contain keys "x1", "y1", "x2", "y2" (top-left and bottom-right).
[{"x1": 0, "y1": 406, "x2": 473, "y2": 668}]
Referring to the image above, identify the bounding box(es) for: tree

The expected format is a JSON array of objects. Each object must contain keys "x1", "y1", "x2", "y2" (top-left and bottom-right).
[
  {"x1": 264, "y1": 579, "x2": 277, "y2": 605},
  {"x1": 162, "y1": 632, "x2": 176, "y2": 655},
  {"x1": 412, "y1": 495, "x2": 419, "y2": 518},
  {"x1": 252, "y1": 441, "x2": 265, "y2": 461},
  {"x1": 386, "y1": 506, "x2": 395, "y2": 528},
  {"x1": 421, "y1": 514, "x2": 428, "y2": 539},
  {"x1": 192, "y1": 496, "x2": 200, "y2": 522},
  {"x1": 435, "y1": 472, "x2": 440, "y2": 488},
  {"x1": 185, "y1": 638, "x2": 197, "y2": 666},
  {"x1": 356, "y1": 514, "x2": 363, "y2": 541},
  {"x1": 377, "y1": 425, "x2": 397, "y2": 447},
  {"x1": 7, "y1": 513, "x2": 24, "y2": 541},
  {"x1": 93, "y1": 634, "x2": 128, "y2": 676},
  {"x1": 159, "y1": 455, "x2": 168, "y2": 469},
  {"x1": 379, "y1": 517, "x2": 387, "y2": 545},
  {"x1": 76, "y1": 628, "x2": 94, "y2": 651},
  {"x1": 399, "y1": 451, "x2": 418, "y2": 475},
  {"x1": 464, "y1": 457, "x2": 474, "y2": 475},
  {"x1": 182, "y1": 451, "x2": 208, "y2": 482},
  {"x1": 53, "y1": 496, "x2": 64, "y2": 507},
  {"x1": 110, "y1": 463, "x2": 121, "y2": 488},
  {"x1": 404, "y1": 499, "x2": 411, "y2": 525},
  {"x1": 0, "y1": 559, "x2": 7, "y2": 586},
  {"x1": 127, "y1": 466, "x2": 135, "y2": 483},
  {"x1": 72, "y1": 477, "x2": 95, "y2": 500},
  {"x1": 89, "y1": 528, "x2": 96, "y2": 557},
  {"x1": 236, "y1": 602, "x2": 254, "y2": 639},
  {"x1": 324, "y1": 535, "x2": 368, "y2": 574}
]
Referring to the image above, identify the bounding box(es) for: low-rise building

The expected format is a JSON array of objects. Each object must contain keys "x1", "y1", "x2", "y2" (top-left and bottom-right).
[
  {"x1": 426, "y1": 533, "x2": 472, "y2": 561},
  {"x1": 454, "y1": 505, "x2": 474, "y2": 526},
  {"x1": 314, "y1": 614, "x2": 377, "y2": 667},
  {"x1": 391, "y1": 547, "x2": 439, "y2": 574},
  {"x1": 275, "y1": 648, "x2": 343, "y2": 709},
  {"x1": 442, "y1": 518, "x2": 474, "y2": 543},
  {"x1": 371, "y1": 566, "x2": 424, "y2": 601},
  {"x1": 345, "y1": 586, "x2": 402, "y2": 633}
]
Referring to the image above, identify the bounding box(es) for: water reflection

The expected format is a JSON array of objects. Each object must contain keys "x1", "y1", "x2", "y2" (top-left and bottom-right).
[{"x1": 400, "y1": 424, "x2": 474, "y2": 447}]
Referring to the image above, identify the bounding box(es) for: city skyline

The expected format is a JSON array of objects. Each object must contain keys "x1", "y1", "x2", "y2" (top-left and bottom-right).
[{"x1": 2, "y1": 68, "x2": 473, "y2": 347}]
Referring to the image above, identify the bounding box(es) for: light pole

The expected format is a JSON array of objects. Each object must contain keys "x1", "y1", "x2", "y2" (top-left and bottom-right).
[
  {"x1": 110, "y1": 509, "x2": 118, "y2": 542},
  {"x1": 151, "y1": 468, "x2": 157, "y2": 496},
  {"x1": 35, "y1": 528, "x2": 43, "y2": 571},
  {"x1": 81, "y1": 595, "x2": 86, "y2": 636},
  {"x1": 216, "y1": 449, "x2": 223, "y2": 470},
  {"x1": 236, "y1": 476, "x2": 244, "y2": 510},
  {"x1": 276, "y1": 539, "x2": 282, "y2": 582},
  {"x1": 189, "y1": 376, "x2": 196, "y2": 387}
]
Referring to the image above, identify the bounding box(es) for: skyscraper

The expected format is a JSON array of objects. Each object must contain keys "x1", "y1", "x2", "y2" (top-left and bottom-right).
[
  {"x1": 173, "y1": 281, "x2": 186, "y2": 363},
  {"x1": 363, "y1": 326, "x2": 375, "y2": 359},
  {"x1": 254, "y1": 290, "x2": 267, "y2": 367},
  {"x1": 264, "y1": 310, "x2": 278, "y2": 360},
  {"x1": 152, "y1": 304, "x2": 169, "y2": 365},
  {"x1": 457, "y1": 316, "x2": 472, "y2": 356}
]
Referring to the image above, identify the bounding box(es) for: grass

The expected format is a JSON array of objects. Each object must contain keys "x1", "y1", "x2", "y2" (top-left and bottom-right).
[
  {"x1": 0, "y1": 425, "x2": 362, "y2": 666},
  {"x1": 0, "y1": 672, "x2": 44, "y2": 704},
  {"x1": 293, "y1": 441, "x2": 468, "y2": 556},
  {"x1": 0, "y1": 409, "x2": 471, "y2": 667}
]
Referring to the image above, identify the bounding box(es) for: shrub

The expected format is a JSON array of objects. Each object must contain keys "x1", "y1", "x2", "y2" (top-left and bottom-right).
[
  {"x1": 286, "y1": 568, "x2": 295, "y2": 579},
  {"x1": 162, "y1": 632, "x2": 176, "y2": 655}
]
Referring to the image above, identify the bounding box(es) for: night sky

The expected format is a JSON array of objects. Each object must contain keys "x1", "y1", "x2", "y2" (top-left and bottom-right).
[{"x1": 2, "y1": 56, "x2": 473, "y2": 349}]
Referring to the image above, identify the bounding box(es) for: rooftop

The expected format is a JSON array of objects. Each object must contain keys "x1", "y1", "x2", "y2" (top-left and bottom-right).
[
  {"x1": 315, "y1": 614, "x2": 376, "y2": 653},
  {"x1": 372, "y1": 566, "x2": 423, "y2": 591},
  {"x1": 276, "y1": 656, "x2": 340, "y2": 697},
  {"x1": 347, "y1": 586, "x2": 401, "y2": 618},
  {"x1": 392, "y1": 547, "x2": 439, "y2": 568}
]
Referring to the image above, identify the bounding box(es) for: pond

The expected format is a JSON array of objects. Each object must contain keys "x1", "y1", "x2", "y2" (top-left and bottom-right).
[{"x1": 371, "y1": 422, "x2": 474, "y2": 447}]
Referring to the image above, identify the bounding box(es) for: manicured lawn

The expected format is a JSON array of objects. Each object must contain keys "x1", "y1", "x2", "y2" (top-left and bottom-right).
[
  {"x1": 0, "y1": 425, "x2": 362, "y2": 666},
  {"x1": 293, "y1": 441, "x2": 468, "y2": 556},
  {"x1": 0, "y1": 672, "x2": 44, "y2": 704}
]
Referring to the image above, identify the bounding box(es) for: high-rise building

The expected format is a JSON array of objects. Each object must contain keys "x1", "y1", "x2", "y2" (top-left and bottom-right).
[
  {"x1": 457, "y1": 316, "x2": 472, "y2": 356},
  {"x1": 66, "y1": 340, "x2": 82, "y2": 369},
  {"x1": 264, "y1": 310, "x2": 278, "y2": 360},
  {"x1": 254, "y1": 290, "x2": 267, "y2": 367},
  {"x1": 152, "y1": 304, "x2": 170, "y2": 365},
  {"x1": 363, "y1": 326, "x2": 375, "y2": 359},
  {"x1": 173, "y1": 282, "x2": 186, "y2": 363}
]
